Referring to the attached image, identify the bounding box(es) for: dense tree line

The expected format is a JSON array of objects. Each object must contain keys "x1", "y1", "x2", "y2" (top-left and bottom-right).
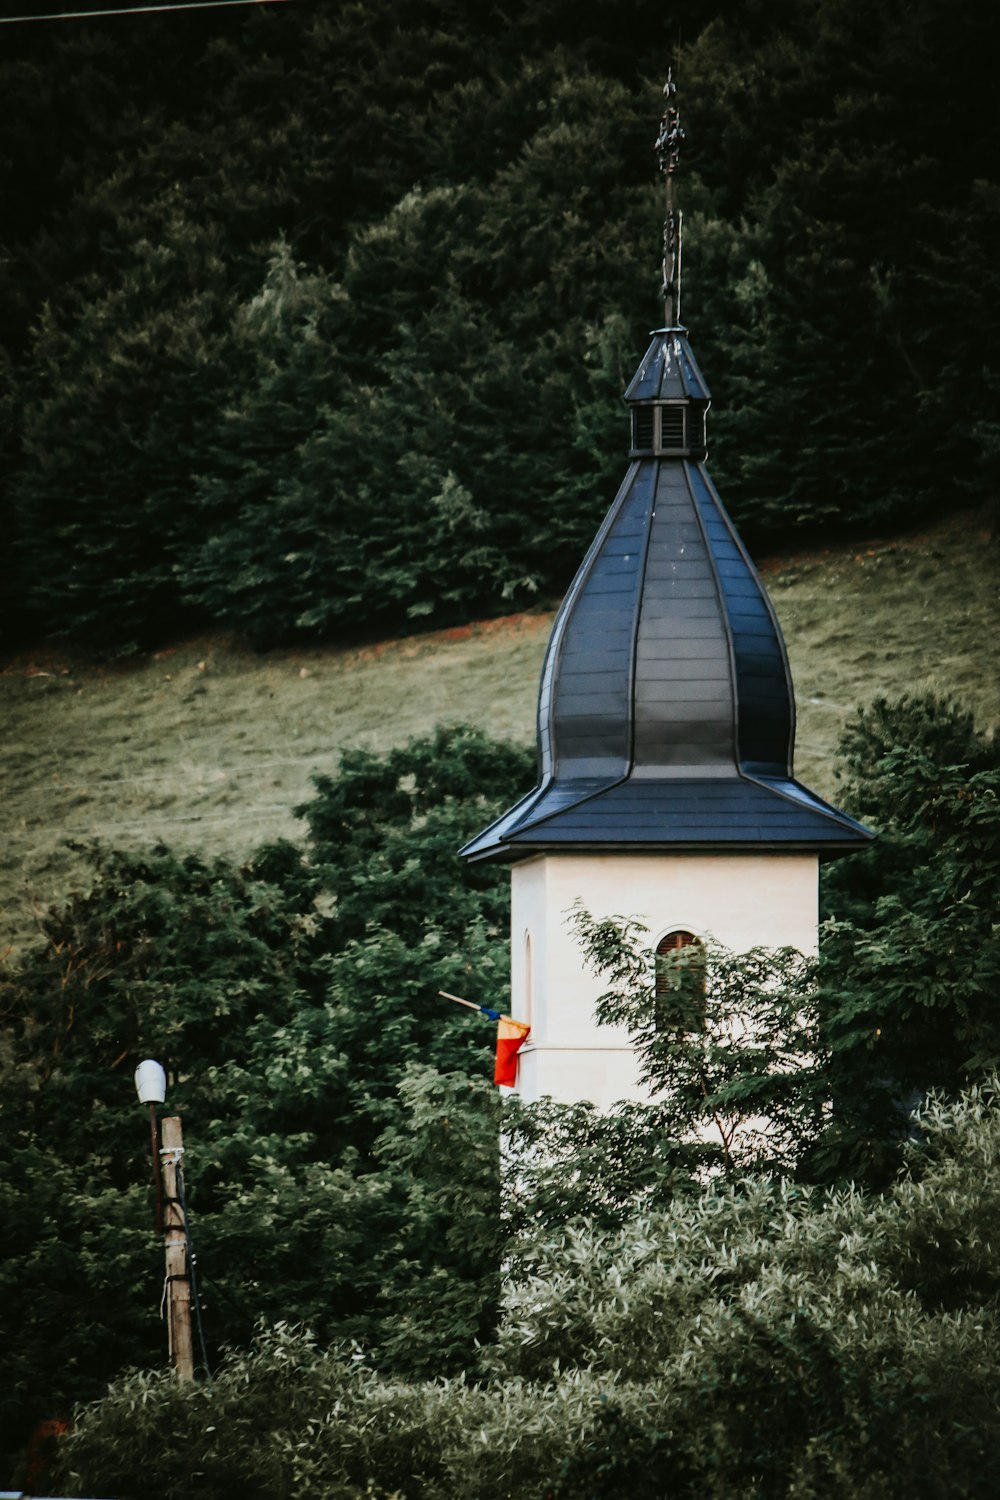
[
  {"x1": 2, "y1": 694, "x2": 998, "y2": 1487},
  {"x1": 1, "y1": 0, "x2": 996, "y2": 650}
]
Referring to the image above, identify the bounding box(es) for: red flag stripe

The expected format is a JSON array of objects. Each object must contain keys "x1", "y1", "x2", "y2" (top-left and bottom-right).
[{"x1": 494, "y1": 1017, "x2": 530, "y2": 1087}]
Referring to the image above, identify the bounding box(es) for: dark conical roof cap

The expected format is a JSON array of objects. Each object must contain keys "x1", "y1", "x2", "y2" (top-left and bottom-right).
[
  {"x1": 459, "y1": 321, "x2": 873, "y2": 865},
  {"x1": 624, "y1": 326, "x2": 711, "y2": 404}
]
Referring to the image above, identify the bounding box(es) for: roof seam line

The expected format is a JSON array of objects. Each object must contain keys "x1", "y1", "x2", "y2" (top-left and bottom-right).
[{"x1": 683, "y1": 458, "x2": 739, "y2": 771}]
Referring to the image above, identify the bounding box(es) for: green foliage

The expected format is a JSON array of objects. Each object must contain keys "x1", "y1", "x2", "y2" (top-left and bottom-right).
[
  {"x1": 501, "y1": 1093, "x2": 695, "y2": 1243},
  {"x1": 817, "y1": 694, "x2": 1000, "y2": 1176},
  {"x1": 51, "y1": 1083, "x2": 1000, "y2": 1500},
  {"x1": 686, "y1": 0, "x2": 1000, "y2": 538},
  {"x1": 173, "y1": 68, "x2": 653, "y2": 643},
  {"x1": 0, "y1": 727, "x2": 532, "y2": 1468},
  {"x1": 549, "y1": 695, "x2": 1000, "y2": 1190},
  {"x1": 6, "y1": 692, "x2": 1000, "y2": 1489},
  {"x1": 372, "y1": 1065, "x2": 501, "y2": 1377},
  {"x1": 5, "y1": 1, "x2": 996, "y2": 647},
  {"x1": 11, "y1": 216, "x2": 239, "y2": 649},
  {"x1": 569, "y1": 906, "x2": 824, "y2": 1173},
  {"x1": 499, "y1": 925, "x2": 831, "y2": 1252},
  {"x1": 0, "y1": 10, "x2": 663, "y2": 648},
  {"x1": 299, "y1": 723, "x2": 532, "y2": 952}
]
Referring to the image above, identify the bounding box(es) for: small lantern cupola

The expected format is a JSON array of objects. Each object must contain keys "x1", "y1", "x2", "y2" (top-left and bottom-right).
[
  {"x1": 627, "y1": 69, "x2": 708, "y2": 463},
  {"x1": 459, "y1": 71, "x2": 873, "y2": 1108},
  {"x1": 627, "y1": 326, "x2": 710, "y2": 460}
]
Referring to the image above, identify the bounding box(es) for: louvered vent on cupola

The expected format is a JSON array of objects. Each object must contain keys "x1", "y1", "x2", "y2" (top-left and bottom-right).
[
  {"x1": 629, "y1": 402, "x2": 707, "y2": 458},
  {"x1": 633, "y1": 407, "x2": 655, "y2": 449}
]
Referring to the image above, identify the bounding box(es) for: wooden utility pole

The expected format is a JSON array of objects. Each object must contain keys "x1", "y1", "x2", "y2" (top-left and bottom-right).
[{"x1": 159, "y1": 1116, "x2": 194, "y2": 1382}]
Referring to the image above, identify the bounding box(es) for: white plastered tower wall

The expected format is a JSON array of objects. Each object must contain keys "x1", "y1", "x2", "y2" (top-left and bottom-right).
[{"x1": 511, "y1": 850, "x2": 819, "y2": 1108}]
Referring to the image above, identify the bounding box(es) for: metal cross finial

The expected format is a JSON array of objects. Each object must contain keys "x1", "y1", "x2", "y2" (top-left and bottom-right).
[
  {"x1": 655, "y1": 66, "x2": 685, "y2": 326},
  {"x1": 655, "y1": 68, "x2": 684, "y2": 176}
]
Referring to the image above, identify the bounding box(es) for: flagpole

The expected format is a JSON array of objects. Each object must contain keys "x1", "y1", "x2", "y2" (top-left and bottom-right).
[
  {"x1": 438, "y1": 989, "x2": 514, "y2": 1023},
  {"x1": 438, "y1": 989, "x2": 484, "y2": 1012}
]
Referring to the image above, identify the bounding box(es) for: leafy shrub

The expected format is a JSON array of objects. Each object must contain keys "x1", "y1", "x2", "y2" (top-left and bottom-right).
[
  {"x1": 52, "y1": 1083, "x2": 1000, "y2": 1500},
  {"x1": 570, "y1": 908, "x2": 823, "y2": 1174},
  {"x1": 0, "y1": 728, "x2": 531, "y2": 1469},
  {"x1": 818, "y1": 694, "x2": 1000, "y2": 1180}
]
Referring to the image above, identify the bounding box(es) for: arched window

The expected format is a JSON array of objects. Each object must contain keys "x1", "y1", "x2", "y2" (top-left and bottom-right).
[
  {"x1": 523, "y1": 931, "x2": 534, "y2": 1025},
  {"x1": 654, "y1": 929, "x2": 705, "y2": 1030}
]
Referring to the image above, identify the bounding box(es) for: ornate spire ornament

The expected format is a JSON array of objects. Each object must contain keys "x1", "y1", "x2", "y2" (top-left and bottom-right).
[{"x1": 655, "y1": 65, "x2": 685, "y2": 326}]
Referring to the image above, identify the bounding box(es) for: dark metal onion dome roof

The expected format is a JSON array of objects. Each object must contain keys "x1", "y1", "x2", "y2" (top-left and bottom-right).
[{"x1": 461, "y1": 327, "x2": 873, "y2": 864}]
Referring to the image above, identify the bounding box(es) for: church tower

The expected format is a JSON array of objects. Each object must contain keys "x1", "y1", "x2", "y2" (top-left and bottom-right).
[{"x1": 460, "y1": 75, "x2": 872, "y2": 1107}]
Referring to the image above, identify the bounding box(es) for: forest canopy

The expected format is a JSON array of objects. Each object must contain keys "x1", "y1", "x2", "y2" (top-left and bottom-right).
[{"x1": 2, "y1": 0, "x2": 997, "y2": 649}]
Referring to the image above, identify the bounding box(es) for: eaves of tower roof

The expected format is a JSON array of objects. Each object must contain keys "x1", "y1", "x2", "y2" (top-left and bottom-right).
[{"x1": 460, "y1": 768, "x2": 871, "y2": 862}]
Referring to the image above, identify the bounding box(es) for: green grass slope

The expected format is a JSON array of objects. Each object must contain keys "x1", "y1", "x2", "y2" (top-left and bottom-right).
[{"x1": 2, "y1": 506, "x2": 996, "y2": 965}]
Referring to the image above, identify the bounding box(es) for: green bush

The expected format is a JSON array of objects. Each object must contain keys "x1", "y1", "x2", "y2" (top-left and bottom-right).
[
  {"x1": 817, "y1": 694, "x2": 1000, "y2": 1181},
  {"x1": 0, "y1": 727, "x2": 531, "y2": 1470},
  {"x1": 52, "y1": 1084, "x2": 1000, "y2": 1500}
]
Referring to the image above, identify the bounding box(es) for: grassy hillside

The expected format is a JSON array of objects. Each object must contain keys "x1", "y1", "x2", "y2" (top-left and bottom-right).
[{"x1": 2, "y1": 505, "x2": 996, "y2": 965}]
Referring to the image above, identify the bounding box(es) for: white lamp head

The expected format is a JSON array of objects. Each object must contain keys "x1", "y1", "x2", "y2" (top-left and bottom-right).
[{"x1": 134, "y1": 1059, "x2": 167, "y2": 1106}]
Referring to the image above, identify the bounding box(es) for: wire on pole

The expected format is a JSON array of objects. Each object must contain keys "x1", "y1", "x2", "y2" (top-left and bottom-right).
[{"x1": 0, "y1": 0, "x2": 288, "y2": 26}]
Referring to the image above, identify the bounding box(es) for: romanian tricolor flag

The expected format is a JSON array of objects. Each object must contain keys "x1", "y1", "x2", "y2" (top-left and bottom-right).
[
  {"x1": 493, "y1": 1016, "x2": 531, "y2": 1087},
  {"x1": 439, "y1": 990, "x2": 531, "y2": 1088}
]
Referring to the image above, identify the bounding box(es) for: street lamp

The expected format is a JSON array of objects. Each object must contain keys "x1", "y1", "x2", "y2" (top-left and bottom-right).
[
  {"x1": 134, "y1": 1059, "x2": 166, "y2": 1233},
  {"x1": 133, "y1": 1059, "x2": 195, "y2": 1380}
]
